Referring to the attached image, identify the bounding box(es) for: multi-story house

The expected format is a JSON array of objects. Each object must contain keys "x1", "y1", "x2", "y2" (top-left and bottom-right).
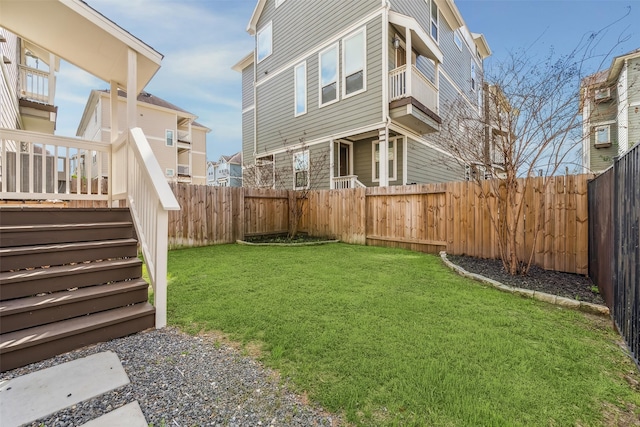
[
  {"x1": 207, "y1": 152, "x2": 243, "y2": 187},
  {"x1": 234, "y1": 0, "x2": 490, "y2": 189},
  {"x1": 77, "y1": 89, "x2": 210, "y2": 185},
  {"x1": 581, "y1": 48, "x2": 640, "y2": 173}
]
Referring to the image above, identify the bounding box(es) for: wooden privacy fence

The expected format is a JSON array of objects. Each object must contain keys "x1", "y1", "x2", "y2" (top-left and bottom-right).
[{"x1": 168, "y1": 174, "x2": 592, "y2": 275}]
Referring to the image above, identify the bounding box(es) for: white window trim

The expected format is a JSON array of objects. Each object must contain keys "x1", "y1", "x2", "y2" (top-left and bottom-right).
[
  {"x1": 593, "y1": 123, "x2": 613, "y2": 147},
  {"x1": 471, "y1": 63, "x2": 476, "y2": 92},
  {"x1": 275, "y1": 0, "x2": 286, "y2": 8},
  {"x1": 165, "y1": 129, "x2": 175, "y2": 147},
  {"x1": 166, "y1": 168, "x2": 175, "y2": 177},
  {"x1": 454, "y1": 30, "x2": 462, "y2": 51},
  {"x1": 342, "y1": 28, "x2": 367, "y2": 100},
  {"x1": 429, "y1": 0, "x2": 439, "y2": 44},
  {"x1": 594, "y1": 87, "x2": 611, "y2": 102},
  {"x1": 257, "y1": 21, "x2": 273, "y2": 63},
  {"x1": 372, "y1": 137, "x2": 398, "y2": 182},
  {"x1": 294, "y1": 61, "x2": 307, "y2": 117},
  {"x1": 293, "y1": 150, "x2": 310, "y2": 190},
  {"x1": 319, "y1": 43, "x2": 340, "y2": 108}
]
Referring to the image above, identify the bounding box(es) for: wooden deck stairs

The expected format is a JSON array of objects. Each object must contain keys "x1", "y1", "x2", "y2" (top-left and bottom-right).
[{"x1": 0, "y1": 208, "x2": 155, "y2": 372}]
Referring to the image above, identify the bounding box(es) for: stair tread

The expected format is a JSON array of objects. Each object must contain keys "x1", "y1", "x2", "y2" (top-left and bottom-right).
[
  {"x1": 0, "y1": 238, "x2": 138, "y2": 256},
  {"x1": 0, "y1": 258, "x2": 142, "y2": 284},
  {"x1": 0, "y1": 303, "x2": 155, "y2": 353},
  {"x1": 0, "y1": 279, "x2": 148, "y2": 315},
  {"x1": 0, "y1": 222, "x2": 133, "y2": 232}
]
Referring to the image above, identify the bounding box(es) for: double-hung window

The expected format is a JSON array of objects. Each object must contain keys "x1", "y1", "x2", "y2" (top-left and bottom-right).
[
  {"x1": 430, "y1": 0, "x2": 439, "y2": 42},
  {"x1": 343, "y1": 29, "x2": 366, "y2": 97},
  {"x1": 293, "y1": 150, "x2": 310, "y2": 189},
  {"x1": 454, "y1": 30, "x2": 462, "y2": 51},
  {"x1": 294, "y1": 62, "x2": 307, "y2": 116},
  {"x1": 372, "y1": 138, "x2": 398, "y2": 182},
  {"x1": 319, "y1": 44, "x2": 339, "y2": 106},
  {"x1": 257, "y1": 21, "x2": 272, "y2": 63},
  {"x1": 471, "y1": 63, "x2": 476, "y2": 91},
  {"x1": 166, "y1": 129, "x2": 174, "y2": 147}
]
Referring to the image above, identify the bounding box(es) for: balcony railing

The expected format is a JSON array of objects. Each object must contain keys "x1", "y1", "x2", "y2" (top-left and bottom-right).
[
  {"x1": 177, "y1": 164, "x2": 190, "y2": 176},
  {"x1": 1, "y1": 127, "x2": 180, "y2": 328},
  {"x1": 177, "y1": 130, "x2": 191, "y2": 143},
  {"x1": 389, "y1": 65, "x2": 438, "y2": 113},
  {"x1": 19, "y1": 64, "x2": 55, "y2": 104},
  {"x1": 332, "y1": 175, "x2": 366, "y2": 189}
]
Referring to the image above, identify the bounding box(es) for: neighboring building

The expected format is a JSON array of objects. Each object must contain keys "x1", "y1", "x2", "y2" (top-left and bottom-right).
[
  {"x1": 233, "y1": 0, "x2": 490, "y2": 189},
  {"x1": 77, "y1": 90, "x2": 210, "y2": 185},
  {"x1": 581, "y1": 48, "x2": 640, "y2": 173},
  {"x1": 207, "y1": 152, "x2": 243, "y2": 187}
]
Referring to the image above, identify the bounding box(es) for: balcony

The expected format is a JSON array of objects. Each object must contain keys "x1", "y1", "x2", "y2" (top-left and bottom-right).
[
  {"x1": 389, "y1": 65, "x2": 441, "y2": 135},
  {"x1": 18, "y1": 65, "x2": 57, "y2": 134}
]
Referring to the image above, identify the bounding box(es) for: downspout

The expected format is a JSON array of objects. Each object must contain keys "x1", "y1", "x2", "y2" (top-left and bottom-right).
[
  {"x1": 380, "y1": 1, "x2": 391, "y2": 187},
  {"x1": 253, "y1": 52, "x2": 258, "y2": 159}
]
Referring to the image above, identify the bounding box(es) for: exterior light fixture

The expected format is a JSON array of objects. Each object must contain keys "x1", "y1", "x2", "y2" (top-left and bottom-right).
[{"x1": 392, "y1": 35, "x2": 400, "y2": 50}]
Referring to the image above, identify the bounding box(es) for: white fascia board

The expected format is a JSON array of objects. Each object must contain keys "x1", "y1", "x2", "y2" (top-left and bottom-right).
[
  {"x1": 232, "y1": 52, "x2": 255, "y2": 72},
  {"x1": 247, "y1": 0, "x2": 267, "y2": 35}
]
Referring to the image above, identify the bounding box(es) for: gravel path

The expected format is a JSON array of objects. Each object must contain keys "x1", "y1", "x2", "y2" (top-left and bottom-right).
[{"x1": 0, "y1": 328, "x2": 341, "y2": 427}]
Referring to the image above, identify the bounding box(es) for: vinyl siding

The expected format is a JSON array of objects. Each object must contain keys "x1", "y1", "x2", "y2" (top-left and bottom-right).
[
  {"x1": 255, "y1": 16, "x2": 383, "y2": 156},
  {"x1": 1, "y1": 29, "x2": 20, "y2": 129},
  {"x1": 353, "y1": 138, "x2": 375, "y2": 187},
  {"x1": 627, "y1": 57, "x2": 640, "y2": 147},
  {"x1": 273, "y1": 143, "x2": 331, "y2": 190},
  {"x1": 242, "y1": 65, "x2": 254, "y2": 109},
  {"x1": 242, "y1": 110, "x2": 254, "y2": 162},
  {"x1": 590, "y1": 87, "x2": 617, "y2": 122},
  {"x1": 406, "y1": 137, "x2": 464, "y2": 183},
  {"x1": 589, "y1": 123, "x2": 618, "y2": 172},
  {"x1": 255, "y1": 0, "x2": 380, "y2": 79}
]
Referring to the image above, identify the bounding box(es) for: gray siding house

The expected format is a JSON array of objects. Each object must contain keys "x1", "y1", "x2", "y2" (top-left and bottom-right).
[
  {"x1": 581, "y1": 48, "x2": 640, "y2": 173},
  {"x1": 234, "y1": 0, "x2": 490, "y2": 189},
  {"x1": 207, "y1": 152, "x2": 243, "y2": 187}
]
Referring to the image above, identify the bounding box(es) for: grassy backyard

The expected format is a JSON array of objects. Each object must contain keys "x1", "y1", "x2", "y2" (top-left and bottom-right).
[{"x1": 165, "y1": 243, "x2": 640, "y2": 426}]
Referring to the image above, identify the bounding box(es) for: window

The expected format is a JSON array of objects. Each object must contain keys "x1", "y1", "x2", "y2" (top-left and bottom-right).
[
  {"x1": 166, "y1": 130, "x2": 174, "y2": 147},
  {"x1": 257, "y1": 21, "x2": 272, "y2": 63},
  {"x1": 275, "y1": 0, "x2": 286, "y2": 7},
  {"x1": 594, "y1": 87, "x2": 611, "y2": 102},
  {"x1": 372, "y1": 138, "x2": 397, "y2": 182},
  {"x1": 594, "y1": 125, "x2": 611, "y2": 147},
  {"x1": 430, "y1": 0, "x2": 439, "y2": 42},
  {"x1": 294, "y1": 62, "x2": 307, "y2": 116},
  {"x1": 319, "y1": 44, "x2": 339, "y2": 106},
  {"x1": 293, "y1": 150, "x2": 309, "y2": 189},
  {"x1": 343, "y1": 29, "x2": 366, "y2": 97},
  {"x1": 471, "y1": 63, "x2": 476, "y2": 92},
  {"x1": 166, "y1": 168, "x2": 175, "y2": 177},
  {"x1": 454, "y1": 30, "x2": 462, "y2": 51}
]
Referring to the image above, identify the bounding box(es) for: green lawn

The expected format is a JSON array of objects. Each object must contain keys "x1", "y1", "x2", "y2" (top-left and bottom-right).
[{"x1": 166, "y1": 243, "x2": 640, "y2": 426}]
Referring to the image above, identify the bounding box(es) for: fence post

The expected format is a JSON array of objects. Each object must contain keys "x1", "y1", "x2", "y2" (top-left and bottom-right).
[{"x1": 612, "y1": 156, "x2": 619, "y2": 329}]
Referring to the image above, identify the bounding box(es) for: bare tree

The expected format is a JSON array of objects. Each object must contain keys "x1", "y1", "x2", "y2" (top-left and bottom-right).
[
  {"x1": 436, "y1": 17, "x2": 630, "y2": 275},
  {"x1": 243, "y1": 132, "x2": 330, "y2": 239}
]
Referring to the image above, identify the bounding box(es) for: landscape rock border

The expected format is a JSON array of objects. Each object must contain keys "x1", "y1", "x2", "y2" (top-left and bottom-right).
[
  {"x1": 440, "y1": 251, "x2": 610, "y2": 317},
  {"x1": 236, "y1": 239, "x2": 340, "y2": 247}
]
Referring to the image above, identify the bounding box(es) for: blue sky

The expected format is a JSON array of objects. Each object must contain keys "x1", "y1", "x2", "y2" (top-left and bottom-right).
[{"x1": 54, "y1": 0, "x2": 639, "y2": 163}]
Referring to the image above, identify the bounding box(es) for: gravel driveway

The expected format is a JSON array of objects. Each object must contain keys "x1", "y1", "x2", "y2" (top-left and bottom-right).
[{"x1": 0, "y1": 328, "x2": 341, "y2": 427}]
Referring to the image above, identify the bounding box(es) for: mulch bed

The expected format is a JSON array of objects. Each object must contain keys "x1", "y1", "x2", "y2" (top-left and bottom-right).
[{"x1": 447, "y1": 255, "x2": 605, "y2": 305}]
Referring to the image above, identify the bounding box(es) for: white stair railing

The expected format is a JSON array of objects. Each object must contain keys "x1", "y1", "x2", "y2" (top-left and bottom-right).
[{"x1": 117, "y1": 127, "x2": 180, "y2": 328}]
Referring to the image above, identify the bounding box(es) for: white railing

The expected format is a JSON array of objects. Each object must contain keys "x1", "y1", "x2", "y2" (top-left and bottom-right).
[
  {"x1": 332, "y1": 175, "x2": 366, "y2": 189},
  {"x1": 0, "y1": 127, "x2": 180, "y2": 329},
  {"x1": 177, "y1": 130, "x2": 191, "y2": 143},
  {"x1": 19, "y1": 65, "x2": 54, "y2": 104},
  {"x1": 118, "y1": 128, "x2": 180, "y2": 328},
  {"x1": 389, "y1": 65, "x2": 438, "y2": 113},
  {"x1": 177, "y1": 164, "x2": 190, "y2": 175},
  {"x1": 0, "y1": 128, "x2": 109, "y2": 200}
]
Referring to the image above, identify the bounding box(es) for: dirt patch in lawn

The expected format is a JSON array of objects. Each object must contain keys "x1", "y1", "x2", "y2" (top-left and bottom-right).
[{"x1": 446, "y1": 255, "x2": 605, "y2": 305}]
